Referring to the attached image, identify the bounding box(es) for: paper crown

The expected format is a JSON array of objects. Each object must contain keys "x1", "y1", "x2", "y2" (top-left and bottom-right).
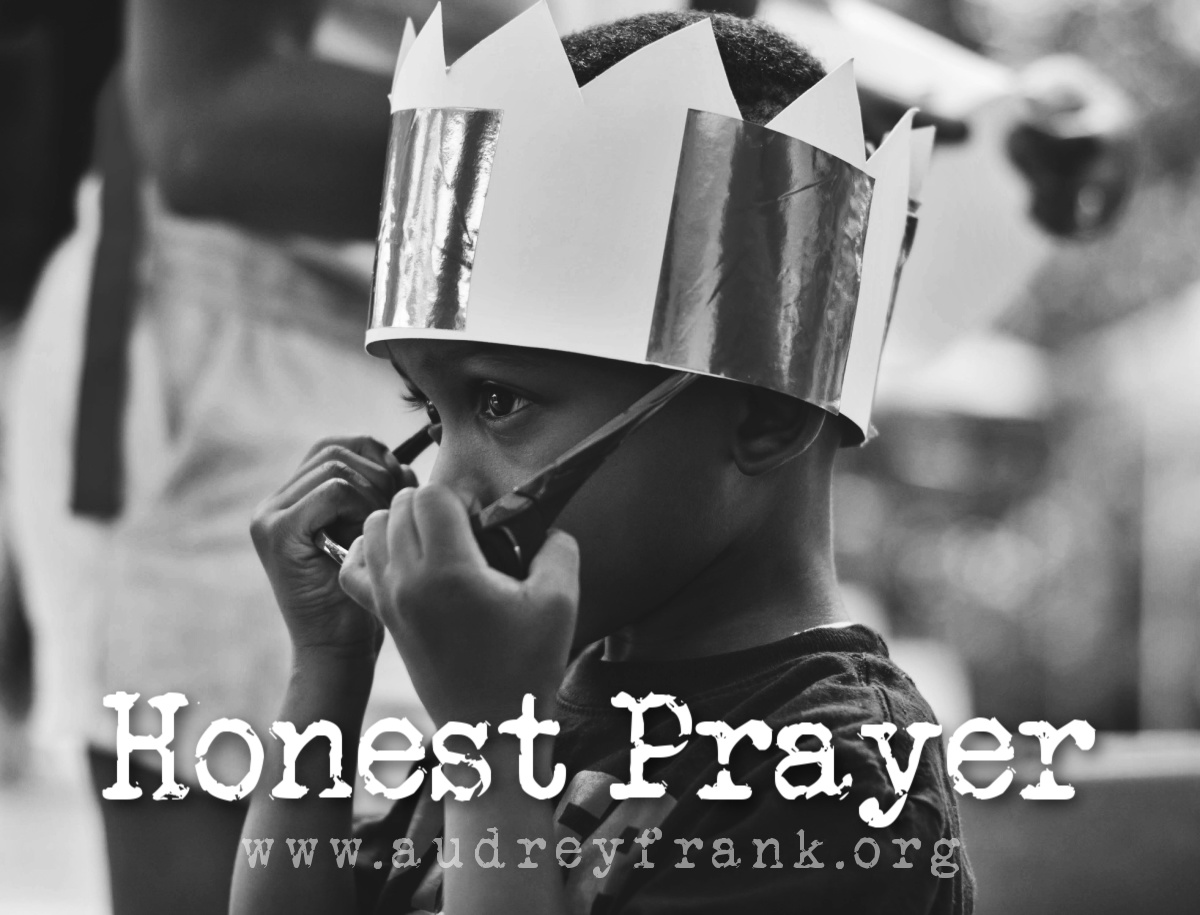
[{"x1": 367, "y1": 2, "x2": 933, "y2": 444}]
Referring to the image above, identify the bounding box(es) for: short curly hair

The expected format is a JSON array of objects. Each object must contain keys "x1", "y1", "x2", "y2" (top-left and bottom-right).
[{"x1": 562, "y1": 11, "x2": 827, "y2": 125}]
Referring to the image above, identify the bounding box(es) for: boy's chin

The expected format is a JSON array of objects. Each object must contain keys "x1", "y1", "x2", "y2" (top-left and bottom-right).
[
  {"x1": 569, "y1": 605, "x2": 612, "y2": 650},
  {"x1": 568, "y1": 593, "x2": 622, "y2": 650},
  {"x1": 569, "y1": 588, "x2": 654, "y2": 651}
]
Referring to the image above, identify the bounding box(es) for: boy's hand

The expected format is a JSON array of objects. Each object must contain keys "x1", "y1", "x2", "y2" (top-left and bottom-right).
[
  {"x1": 251, "y1": 436, "x2": 414, "y2": 661},
  {"x1": 338, "y1": 485, "x2": 579, "y2": 727}
]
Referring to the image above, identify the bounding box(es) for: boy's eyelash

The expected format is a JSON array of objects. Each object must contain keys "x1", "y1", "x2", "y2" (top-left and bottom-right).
[
  {"x1": 399, "y1": 389, "x2": 437, "y2": 419},
  {"x1": 398, "y1": 383, "x2": 532, "y2": 419}
]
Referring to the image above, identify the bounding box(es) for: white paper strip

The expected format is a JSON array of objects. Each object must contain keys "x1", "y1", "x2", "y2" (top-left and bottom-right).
[
  {"x1": 389, "y1": 19, "x2": 418, "y2": 98},
  {"x1": 840, "y1": 110, "x2": 915, "y2": 438}
]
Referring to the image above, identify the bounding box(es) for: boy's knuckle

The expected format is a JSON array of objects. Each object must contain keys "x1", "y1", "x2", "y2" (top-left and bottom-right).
[
  {"x1": 327, "y1": 476, "x2": 364, "y2": 503},
  {"x1": 318, "y1": 477, "x2": 346, "y2": 499},
  {"x1": 248, "y1": 513, "x2": 270, "y2": 548},
  {"x1": 322, "y1": 459, "x2": 352, "y2": 478},
  {"x1": 307, "y1": 436, "x2": 350, "y2": 460},
  {"x1": 426, "y1": 483, "x2": 458, "y2": 507},
  {"x1": 542, "y1": 588, "x2": 575, "y2": 617},
  {"x1": 337, "y1": 561, "x2": 361, "y2": 594},
  {"x1": 249, "y1": 501, "x2": 282, "y2": 539},
  {"x1": 329, "y1": 445, "x2": 373, "y2": 470},
  {"x1": 342, "y1": 435, "x2": 376, "y2": 455},
  {"x1": 249, "y1": 498, "x2": 268, "y2": 526},
  {"x1": 412, "y1": 482, "x2": 439, "y2": 500}
]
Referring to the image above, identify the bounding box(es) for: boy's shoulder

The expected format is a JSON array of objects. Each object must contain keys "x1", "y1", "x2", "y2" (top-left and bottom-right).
[
  {"x1": 545, "y1": 623, "x2": 972, "y2": 915},
  {"x1": 554, "y1": 623, "x2": 950, "y2": 799},
  {"x1": 555, "y1": 623, "x2": 934, "y2": 746}
]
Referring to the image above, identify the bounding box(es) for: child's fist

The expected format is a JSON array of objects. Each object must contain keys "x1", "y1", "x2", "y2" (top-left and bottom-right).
[
  {"x1": 251, "y1": 436, "x2": 414, "y2": 661},
  {"x1": 339, "y1": 485, "x2": 579, "y2": 727}
]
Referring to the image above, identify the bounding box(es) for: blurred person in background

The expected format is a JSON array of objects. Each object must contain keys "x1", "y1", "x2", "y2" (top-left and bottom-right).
[
  {"x1": 700, "y1": 0, "x2": 1134, "y2": 233},
  {"x1": 0, "y1": 0, "x2": 122, "y2": 785},
  {"x1": 979, "y1": 0, "x2": 1200, "y2": 732},
  {"x1": 0, "y1": 1, "x2": 522, "y2": 912},
  {"x1": 0, "y1": 1, "x2": 118, "y2": 318}
]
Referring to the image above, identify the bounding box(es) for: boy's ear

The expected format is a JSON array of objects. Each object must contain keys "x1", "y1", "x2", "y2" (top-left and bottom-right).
[{"x1": 731, "y1": 388, "x2": 828, "y2": 476}]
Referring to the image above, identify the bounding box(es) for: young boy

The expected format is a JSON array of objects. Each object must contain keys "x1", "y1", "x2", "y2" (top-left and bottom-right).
[{"x1": 234, "y1": 8, "x2": 972, "y2": 915}]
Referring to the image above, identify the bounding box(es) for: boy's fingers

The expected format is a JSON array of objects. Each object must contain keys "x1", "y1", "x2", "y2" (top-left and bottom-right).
[
  {"x1": 358, "y1": 437, "x2": 420, "y2": 490},
  {"x1": 282, "y1": 477, "x2": 377, "y2": 540},
  {"x1": 525, "y1": 529, "x2": 581, "y2": 608},
  {"x1": 285, "y1": 448, "x2": 397, "y2": 506},
  {"x1": 410, "y1": 485, "x2": 480, "y2": 564},
  {"x1": 385, "y1": 487, "x2": 423, "y2": 565},
  {"x1": 301, "y1": 435, "x2": 387, "y2": 465},
  {"x1": 360, "y1": 508, "x2": 399, "y2": 578},
  {"x1": 273, "y1": 460, "x2": 372, "y2": 512},
  {"x1": 395, "y1": 465, "x2": 420, "y2": 491},
  {"x1": 298, "y1": 437, "x2": 411, "y2": 491},
  {"x1": 350, "y1": 437, "x2": 415, "y2": 490},
  {"x1": 339, "y1": 520, "x2": 381, "y2": 614}
]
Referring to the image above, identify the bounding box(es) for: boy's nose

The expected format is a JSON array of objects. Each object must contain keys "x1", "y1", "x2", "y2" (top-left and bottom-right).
[{"x1": 424, "y1": 440, "x2": 498, "y2": 515}]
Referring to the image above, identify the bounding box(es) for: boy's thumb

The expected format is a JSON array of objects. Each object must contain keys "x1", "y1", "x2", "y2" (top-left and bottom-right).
[{"x1": 526, "y1": 529, "x2": 581, "y2": 607}]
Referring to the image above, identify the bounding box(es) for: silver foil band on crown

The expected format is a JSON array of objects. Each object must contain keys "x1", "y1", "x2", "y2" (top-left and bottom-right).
[
  {"x1": 368, "y1": 106, "x2": 876, "y2": 422},
  {"x1": 369, "y1": 108, "x2": 503, "y2": 334},
  {"x1": 647, "y1": 110, "x2": 874, "y2": 414}
]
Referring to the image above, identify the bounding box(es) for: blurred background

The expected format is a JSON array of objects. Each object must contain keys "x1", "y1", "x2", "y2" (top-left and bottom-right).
[{"x1": 1, "y1": 1, "x2": 1197, "y2": 913}]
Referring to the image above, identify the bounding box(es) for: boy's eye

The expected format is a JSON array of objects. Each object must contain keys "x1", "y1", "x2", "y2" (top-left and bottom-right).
[{"x1": 480, "y1": 385, "x2": 529, "y2": 419}]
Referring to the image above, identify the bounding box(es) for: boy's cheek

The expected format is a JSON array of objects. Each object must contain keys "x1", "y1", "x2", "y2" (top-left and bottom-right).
[
  {"x1": 561, "y1": 487, "x2": 697, "y2": 641},
  {"x1": 557, "y1": 508, "x2": 645, "y2": 642}
]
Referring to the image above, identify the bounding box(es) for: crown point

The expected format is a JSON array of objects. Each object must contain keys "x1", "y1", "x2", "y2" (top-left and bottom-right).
[
  {"x1": 389, "y1": 19, "x2": 419, "y2": 100},
  {"x1": 389, "y1": 4, "x2": 447, "y2": 112},
  {"x1": 580, "y1": 16, "x2": 738, "y2": 119},
  {"x1": 767, "y1": 59, "x2": 867, "y2": 169},
  {"x1": 866, "y1": 106, "x2": 916, "y2": 173},
  {"x1": 443, "y1": 1, "x2": 579, "y2": 110}
]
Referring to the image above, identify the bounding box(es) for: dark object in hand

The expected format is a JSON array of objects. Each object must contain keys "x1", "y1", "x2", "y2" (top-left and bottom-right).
[
  {"x1": 1007, "y1": 121, "x2": 1134, "y2": 239},
  {"x1": 1007, "y1": 54, "x2": 1135, "y2": 240}
]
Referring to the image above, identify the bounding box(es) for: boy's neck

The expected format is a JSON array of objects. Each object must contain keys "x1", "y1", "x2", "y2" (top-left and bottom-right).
[{"x1": 601, "y1": 486, "x2": 846, "y2": 663}]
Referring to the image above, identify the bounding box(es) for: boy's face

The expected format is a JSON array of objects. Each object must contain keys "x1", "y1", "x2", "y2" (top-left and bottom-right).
[{"x1": 385, "y1": 339, "x2": 744, "y2": 646}]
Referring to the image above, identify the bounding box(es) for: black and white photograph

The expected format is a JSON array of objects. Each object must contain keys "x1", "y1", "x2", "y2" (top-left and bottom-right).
[{"x1": 0, "y1": 1, "x2": 1196, "y2": 913}]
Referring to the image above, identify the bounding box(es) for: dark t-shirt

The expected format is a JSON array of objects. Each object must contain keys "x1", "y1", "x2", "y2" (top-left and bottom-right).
[{"x1": 354, "y1": 624, "x2": 974, "y2": 914}]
